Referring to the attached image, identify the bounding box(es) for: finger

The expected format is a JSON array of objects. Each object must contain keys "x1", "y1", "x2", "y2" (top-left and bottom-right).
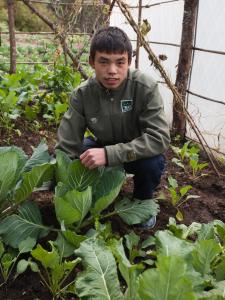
[{"x1": 80, "y1": 150, "x2": 88, "y2": 160}]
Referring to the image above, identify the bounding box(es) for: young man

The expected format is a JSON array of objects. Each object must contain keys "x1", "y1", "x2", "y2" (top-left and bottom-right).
[{"x1": 56, "y1": 26, "x2": 170, "y2": 228}]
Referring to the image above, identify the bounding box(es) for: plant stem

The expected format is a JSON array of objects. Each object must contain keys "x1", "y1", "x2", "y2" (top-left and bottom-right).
[
  {"x1": 176, "y1": 197, "x2": 189, "y2": 208},
  {"x1": 78, "y1": 210, "x2": 118, "y2": 230}
]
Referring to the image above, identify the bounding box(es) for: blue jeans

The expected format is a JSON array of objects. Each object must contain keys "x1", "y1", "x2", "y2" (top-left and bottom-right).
[{"x1": 82, "y1": 137, "x2": 165, "y2": 200}]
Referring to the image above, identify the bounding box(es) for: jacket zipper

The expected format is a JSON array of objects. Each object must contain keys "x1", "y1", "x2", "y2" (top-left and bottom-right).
[{"x1": 106, "y1": 89, "x2": 115, "y2": 143}]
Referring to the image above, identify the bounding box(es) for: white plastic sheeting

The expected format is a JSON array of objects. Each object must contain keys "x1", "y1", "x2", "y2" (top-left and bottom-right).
[{"x1": 110, "y1": 0, "x2": 225, "y2": 154}]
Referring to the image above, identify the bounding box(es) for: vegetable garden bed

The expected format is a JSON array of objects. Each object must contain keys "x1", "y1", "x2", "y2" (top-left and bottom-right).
[{"x1": 0, "y1": 115, "x2": 224, "y2": 300}]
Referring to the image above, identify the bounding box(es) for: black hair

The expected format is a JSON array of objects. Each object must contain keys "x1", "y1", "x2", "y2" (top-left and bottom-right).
[{"x1": 90, "y1": 26, "x2": 132, "y2": 63}]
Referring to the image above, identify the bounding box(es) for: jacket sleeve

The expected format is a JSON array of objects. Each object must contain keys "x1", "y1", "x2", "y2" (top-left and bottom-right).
[
  {"x1": 105, "y1": 83, "x2": 170, "y2": 166},
  {"x1": 55, "y1": 90, "x2": 86, "y2": 159}
]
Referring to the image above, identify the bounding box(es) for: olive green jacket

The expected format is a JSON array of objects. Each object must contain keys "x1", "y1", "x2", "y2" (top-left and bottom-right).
[{"x1": 56, "y1": 69, "x2": 170, "y2": 166}]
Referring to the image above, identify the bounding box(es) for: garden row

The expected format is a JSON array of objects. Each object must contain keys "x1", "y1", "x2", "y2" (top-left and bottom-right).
[{"x1": 0, "y1": 141, "x2": 224, "y2": 299}]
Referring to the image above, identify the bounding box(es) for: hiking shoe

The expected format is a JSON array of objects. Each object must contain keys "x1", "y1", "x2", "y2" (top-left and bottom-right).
[{"x1": 139, "y1": 216, "x2": 156, "y2": 229}]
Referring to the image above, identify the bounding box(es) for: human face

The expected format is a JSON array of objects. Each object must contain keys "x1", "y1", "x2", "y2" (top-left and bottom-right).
[{"x1": 89, "y1": 51, "x2": 131, "y2": 90}]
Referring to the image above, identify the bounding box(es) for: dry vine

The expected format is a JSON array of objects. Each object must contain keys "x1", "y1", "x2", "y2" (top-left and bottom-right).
[
  {"x1": 116, "y1": 0, "x2": 220, "y2": 176},
  {"x1": 22, "y1": 0, "x2": 89, "y2": 79}
]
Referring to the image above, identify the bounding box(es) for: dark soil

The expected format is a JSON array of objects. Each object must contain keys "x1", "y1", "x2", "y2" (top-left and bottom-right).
[{"x1": 0, "y1": 118, "x2": 224, "y2": 299}]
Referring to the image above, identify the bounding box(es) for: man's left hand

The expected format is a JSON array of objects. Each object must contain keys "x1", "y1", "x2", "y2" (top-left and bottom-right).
[{"x1": 80, "y1": 148, "x2": 106, "y2": 169}]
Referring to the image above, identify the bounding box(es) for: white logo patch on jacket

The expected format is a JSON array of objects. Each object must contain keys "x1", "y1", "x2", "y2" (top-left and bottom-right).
[
  {"x1": 90, "y1": 117, "x2": 98, "y2": 124},
  {"x1": 121, "y1": 100, "x2": 133, "y2": 112}
]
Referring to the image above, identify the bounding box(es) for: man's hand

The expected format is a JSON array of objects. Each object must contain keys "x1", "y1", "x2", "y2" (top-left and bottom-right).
[{"x1": 80, "y1": 148, "x2": 106, "y2": 169}]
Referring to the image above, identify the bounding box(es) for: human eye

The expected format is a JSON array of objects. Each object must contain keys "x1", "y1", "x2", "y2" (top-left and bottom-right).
[
  {"x1": 117, "y1": 60, "x2": 125, "y2": 66},
  {"x1": 99, "y1": 59, "x2": 108, "y2": 65}
]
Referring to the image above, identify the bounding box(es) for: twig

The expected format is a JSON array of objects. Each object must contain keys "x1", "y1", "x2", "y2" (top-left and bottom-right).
[{"x1": 22, "y1": 0, "x2": 88, "y2": 79}]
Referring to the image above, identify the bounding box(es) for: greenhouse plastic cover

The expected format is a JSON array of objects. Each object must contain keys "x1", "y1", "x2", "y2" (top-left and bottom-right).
[{"x1": 110, "y1": 0, "x2": 225, "y2": 154}]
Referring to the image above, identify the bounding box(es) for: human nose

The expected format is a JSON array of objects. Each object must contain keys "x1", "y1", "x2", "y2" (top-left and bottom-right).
[{"x1": 107, "y1": 63, "x2": 117, "y2": 74}]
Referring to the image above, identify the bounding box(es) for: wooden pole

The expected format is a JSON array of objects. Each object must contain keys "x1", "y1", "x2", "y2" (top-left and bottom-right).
[
  {"x1": 135, "y1": 0, "x2": 142, "y2": 69},
  {"x1": 172, "y1": 0, "x2": 199, "y2": 139},
  {"x1": 7, "y1": 0, "x2": 16, "y2": 74}
]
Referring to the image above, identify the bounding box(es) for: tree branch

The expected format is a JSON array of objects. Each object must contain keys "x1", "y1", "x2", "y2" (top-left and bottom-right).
[{"x1": 22, "y1": 0, "x2": 88, "y2": 79}]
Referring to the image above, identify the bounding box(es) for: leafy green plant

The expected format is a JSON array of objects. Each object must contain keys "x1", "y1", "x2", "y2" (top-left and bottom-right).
[
  {"x1": 0, "y1": 64, "x2": 82, "y2": 129},
  {"x1": 167, "y1": 176, "x2": 199, "y2": 221},
  {"x1": 171, "y1": 141, "x2": 192, "y2": 164},
  {"x1": 189, "y1": 155, "x2": 208, "y2": 179},
  {"x1": 0, "y1": 237, "x2": 36, "y2": 286},
  {"x1": 138, "y1": 219, "x2": 225, "y2": 300},
  {"x1": 75, "y1": 237, "x2": 125, "y2": 299},
  {"x1": 171, "y1": 141, "x2": 208, "y2": 179},
  {"x1": 124, "y1": 231, "x2": 145, "y2": 263},
  {"x1": 73, "y1": 219, "x2": 225, "y2": 300},
  {"x1": 54, "y1": 150, "x2": 159, "y2": 238},
  {"x1": 0, "y1": 201, "x2": 51, "y2": 249},
  {"x1": 26, "y1": 241, "x2": 81, "y2": 299},
  {"x1": 0, "y1": 141, "x2": 53, "y2": 216}
]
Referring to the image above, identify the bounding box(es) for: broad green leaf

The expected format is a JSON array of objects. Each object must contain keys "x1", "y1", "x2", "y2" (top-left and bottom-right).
[
  {"x1": 125, "y1": 231, "x2": 140, "y2": 253},
  {"x1": 169, "y1": 188, "x2": 179, "y2": 206},
  {"x1": 109, "y1": 238, "x2": 143, "y2": 300},
  {"x1": 16, "y1": 258, "x2": 39, "y2": 274},
  {"x1": 93, "y1": 169, "x2": 125, "y2": 215},
  {"x1": 32, "y1": 241, "x2": 81, "y2": 292},
  {"x1": 14, "y1": 163, "x2": 53, "y2": 203},
  {"x1": 31, "y1": 242, "x2": 59, "y2": 269},
  {"x1": 215, "y1": 260, "x2": 225, "y2": 281},
  {"x1": 66, "y1": 187, "x2": 92, "y2": 225},
  {"x1": 198, "y1": 163, "x2": 208, "y2": 170},
  {"x1": 214, "y1": 220, "x2": 225, "y2": 244},
  {"x1": 62, "y1": 230, "x2": 87, "y2": 248},
  {"x1": 115, "y1": 198, "x2": 159, "y2": 225},
  {"x1": 180, "y1": 185, "x2": 192, "y2": 197},
  {"x1": 54, "y1": 231, "x2": 85, "y2": 257},
  {"x1": 55, "y1": 149, "x2": 72, "y2": 184},
  {"x1": 168, "y1": 176, "x2": 178, "y2": 189},
  {"x1": 168, "y1": 218, "x2": 202, "y2": 240},
  {"x1": 1, "y1": 253, "x2": 15, "y2": 275},
  {"x1": 124, "y1": 231, "x2": 144, "y2": 262},
  {"x1": 2, "y1": 90, "x2": 18, "y2": 112},
  {"x1": 16, "y1": 259, "x2": 29, "y2": 274},
  {"x1": 54, "y1": 101, "x2": 68, "y2": 122},
  {"x1": 0, "y1": 201, "x2": 50, "y2": 248},
  {"x1": 197, "y1": 223, "x2": 215, "y2": 241},
  {"x1": 0, "y1": 151, "x2": 21, "y2": 204},
  {"x1": 75, "y1": 238, "x2": 124, "y2": 299},
  {"x1": 138, "y1": 255, "x2": 197, "y2": 300},
  {"x1": 171, "y1": 157, "x2": 185, "y2": 169},
  {"x1": 54, "y1": 196, "x2": 81, "y2": 225},
  {"x1": 198, "y1": 281, "x2": 225, "y2": 300},
  {"x1": 54, "y1": 186, "x2": 92, "y2": 225},
  {"x1": 68, "y1": 160, "x2": 101, "y2": 191},
  {"x1": 18, "y1": 237, "x2": 36, "y2": 253},
  {"x1": 23, "y1": 140, "x2": 50, "y2": 172},
  {"x1": 141, "y1": 236, "x2": 156, "y2": 249},
  {"x1": 0, "y1": 146, "x2": 27, "y2": 172},
  {"x1": 55, "y1": 182, "x2": 69, "y2": 197},
  {"x1": 155, "y1": 230, "x2": 194, "y2": 259},
  {"x1": 191, "y1": 239, "x2": 221, "y2": 276}
]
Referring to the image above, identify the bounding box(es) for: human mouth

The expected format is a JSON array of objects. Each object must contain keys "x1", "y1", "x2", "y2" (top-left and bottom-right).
[{"x1": 105, "y1": 78, "x2": 119, "y2": 85}]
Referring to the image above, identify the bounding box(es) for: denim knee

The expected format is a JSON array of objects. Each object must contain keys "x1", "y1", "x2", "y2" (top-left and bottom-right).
[{"x1": 124, "y1": 154, "x2": 165, "y2": 178}]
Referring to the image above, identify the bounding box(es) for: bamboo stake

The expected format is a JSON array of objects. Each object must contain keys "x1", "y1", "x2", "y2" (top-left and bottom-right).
[{"x1": 116, "y1": 0, "x2": 220, "y2": 176}]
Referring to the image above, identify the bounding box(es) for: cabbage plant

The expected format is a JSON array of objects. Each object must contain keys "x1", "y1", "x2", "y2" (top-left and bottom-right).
[{"x1": 0, "y1": 140, "x2": 53, "y2": 215}]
